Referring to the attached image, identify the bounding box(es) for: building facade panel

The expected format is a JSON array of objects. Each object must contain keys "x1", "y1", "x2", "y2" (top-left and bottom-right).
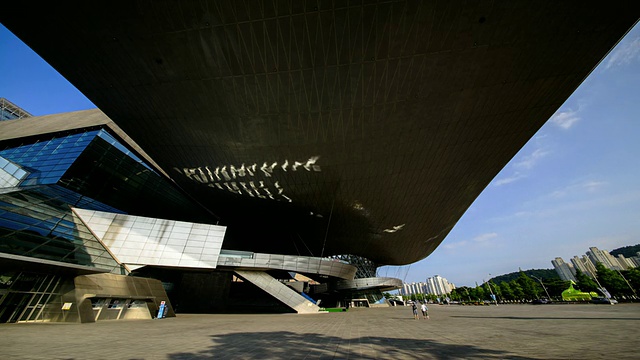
[{"x1": 73, "y1": 209, "x2": 226, "y2": 270}]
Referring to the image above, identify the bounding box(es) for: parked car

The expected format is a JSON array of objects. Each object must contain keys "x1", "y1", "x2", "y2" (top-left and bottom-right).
[
  {"x1": 532, "y1": 298, "x2": 551, "y2": 304},
  {"x1": 591, "y1": 297, "x2": 618, "y2": 304}
]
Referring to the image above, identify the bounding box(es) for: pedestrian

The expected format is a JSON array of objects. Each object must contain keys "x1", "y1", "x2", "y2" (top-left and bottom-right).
[
  {"x1": 411, "y1": 301, "x2": 419, "y2": 319},
  {"x1": 421, "y1": 302, "x2": 430, "y2": 319}
]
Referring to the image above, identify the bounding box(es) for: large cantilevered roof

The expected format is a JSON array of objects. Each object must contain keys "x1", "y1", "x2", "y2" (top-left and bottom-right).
[{"x1": 2, "y1": 1, "x2": 639, "y2": 265}]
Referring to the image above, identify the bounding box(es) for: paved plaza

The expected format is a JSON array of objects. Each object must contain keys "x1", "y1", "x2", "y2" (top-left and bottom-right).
[{"x1": 1, "y1": 303, "x2": 638, "y2": 359}]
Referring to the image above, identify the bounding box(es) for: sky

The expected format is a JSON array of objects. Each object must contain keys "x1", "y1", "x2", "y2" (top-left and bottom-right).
[{"x1": 2, "y1": 22, "x2": 640, "y2": 287}]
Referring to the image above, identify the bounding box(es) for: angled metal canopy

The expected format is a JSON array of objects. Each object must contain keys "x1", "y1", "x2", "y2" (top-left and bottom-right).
[{"x1": 2, "y1": 1, "x2": 638, "y2": 265}]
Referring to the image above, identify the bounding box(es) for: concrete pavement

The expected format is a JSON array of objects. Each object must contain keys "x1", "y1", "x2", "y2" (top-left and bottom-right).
[{"x1": 1, "y1": 303, "x2": 638, "y2": 359}]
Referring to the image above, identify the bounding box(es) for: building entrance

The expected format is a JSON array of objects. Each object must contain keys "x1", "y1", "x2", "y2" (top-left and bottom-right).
[
  {"x1": 0, "y1": 292, "x2": 31, "y2": 323},
  {"x1": 0, "y1": 271, "x2": 64, "y2": 323}
]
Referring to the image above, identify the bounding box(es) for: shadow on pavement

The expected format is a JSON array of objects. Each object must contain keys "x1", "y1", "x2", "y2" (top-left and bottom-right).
[
  {"x1": 451, "y1": 315, "x2": 640, "y2": 321},
  {"x1": 168, "y1": 331, "x2": 537, "y2": 359}
]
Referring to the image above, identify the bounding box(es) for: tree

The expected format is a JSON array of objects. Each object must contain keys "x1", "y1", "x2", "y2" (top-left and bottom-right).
[
  {"x1": 473, "y1": 285, "x2": 486, "y2": 301},
  {"x1": 499, "y1": 282, "x2": 514, "y2": 301},
  {"x1": 509, "y1": 280, "x2": 524, "y2": 301},
  {"x1": 454, "y1": 286, "x2": 473, "y2": 302},
  {"x1": 517, "y1": 271, "x2": 539, "y2": 300},
  {"x1": 595, "y1": 262, "x2": 630, "y2": 297},
  {"x1": 467, "y1": 286, "x2": 483, "y2": 301},
  {"x1": 449, "y1": 288, "x2": 463, "y2": 301},
  {"x1": 489, "y1": 281, "x2": 502, "y2": 301},
  {"x1": 609, "y1": 244, "x2": 640, "y2": 258},
  {"x1": 624, "y1": 267, "x2": 640, "y2": 293},
  {"x1": 574, "y1": 268, "x2": 599, "y2": 293},
  {"x1": 490, "y1": 269, "x2": 559, "y2": 284},
  {"x1": 545, "y1": 279, "x2": 571, "y2": 299},
  {"x1": 382, "y1": 292, "x2": 395, "y2": 299}
]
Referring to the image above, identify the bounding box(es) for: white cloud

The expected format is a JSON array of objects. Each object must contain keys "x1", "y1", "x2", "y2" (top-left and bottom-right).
[
  {"x1": 550, "y1": 110, "x2": 580, "y2": 130},
  {"x1": 582, "y1": 180, "x2": 606, "y2": 193},
  {"x1": 524, "y1": 182, "x2": 630, "y2": 221},
  {"x1": 493, "y1": 135, "x2": 553, "y2": 187},
  {"x1": 473, "y1": 232, "x2": 498, "y2": 242},
  {"x1": 514, "y1": 148, "x2": 551, "y2": 170},
  {"x1": 443, "y1": 232, "x2": 498, "y2": 250},
  {"x1": 605, "y1": 37, "x2": 640, "y2": 69},
  {"x1": 493, "y1": 172, "x2": 524, "y2": 186},
  {"x1": 513, "y1": 211, "x2": 533, "y2": 218},
  {"x1": 442, "y1": 240, "x2": 468, "y2": 250},
  {"x1": 549, "y1": 179, "x2": 607, "y2": 198},
  {"x1": 493, "y1": 147, "x2": 550, "y2": 187}
]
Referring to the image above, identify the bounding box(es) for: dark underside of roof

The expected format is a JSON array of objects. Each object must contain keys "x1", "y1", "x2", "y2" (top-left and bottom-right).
[{"x1": 2, "y1": 1, "x2": 639, "y2": 265}]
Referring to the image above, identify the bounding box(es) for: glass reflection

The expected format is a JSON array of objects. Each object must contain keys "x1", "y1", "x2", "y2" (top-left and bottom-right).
[{"x1": 175, "y1": 156, "x2": 321, "y2": 202}]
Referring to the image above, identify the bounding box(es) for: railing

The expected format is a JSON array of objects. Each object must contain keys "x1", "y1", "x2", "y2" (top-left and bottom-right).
[{"x1": 219, "y1": 249, "x2": 254, "y2": 259}]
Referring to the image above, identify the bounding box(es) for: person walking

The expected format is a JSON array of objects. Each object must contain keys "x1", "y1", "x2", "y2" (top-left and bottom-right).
[
  {"x1": 411, "y1": 302, "x2": 419, "y2": 319},
  {"x1": 421, "y1": 302, "x2": 430, "y2": 319}
]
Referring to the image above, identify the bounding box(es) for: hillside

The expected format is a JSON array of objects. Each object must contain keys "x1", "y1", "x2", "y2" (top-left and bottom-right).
[
  {"x1": 483, "y1": 244, "x2": 639, "y2": 285},
  {"x1": 489, "y1": 269, "x2": 559, "y2": 284},
  {"x1": 610, "y1": 244, "x2": 640, "y2": 258}
]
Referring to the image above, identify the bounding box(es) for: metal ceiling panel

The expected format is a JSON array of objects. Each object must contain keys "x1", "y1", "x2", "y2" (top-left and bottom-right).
[{"x1": 2, "y1": 1, "x2": 638, "y2": 265}]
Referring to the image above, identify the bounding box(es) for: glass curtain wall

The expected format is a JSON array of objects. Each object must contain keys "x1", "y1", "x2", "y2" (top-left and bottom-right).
[{"x1": 0, "y1": 125, "x2": 217, "y2": 322}]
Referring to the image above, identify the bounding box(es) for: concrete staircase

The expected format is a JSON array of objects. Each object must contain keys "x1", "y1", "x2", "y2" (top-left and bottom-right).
[{"x1": 234, "y1": 270, "x2": 322, "y2": 314}]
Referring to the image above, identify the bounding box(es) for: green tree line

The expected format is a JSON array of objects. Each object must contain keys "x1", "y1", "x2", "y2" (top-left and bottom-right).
[{"x1": 395, "y1": 265, "x2": 640, "y2": 303}]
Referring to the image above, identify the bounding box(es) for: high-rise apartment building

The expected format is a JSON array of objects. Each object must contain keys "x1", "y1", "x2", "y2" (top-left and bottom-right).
[
  {"x1": 553, "y1": 246, "x2": 638, "y2": 280},
  {"x1": 552, "y1": 257, "x2": 577, "y2": 282},
  {"x1": 425, "y1": 275, "x2": 455, "y2": 296},
  {"x1": 571, "y1": 255, "x2": 598, "y2": 278},
  {"x1": 616, "y1": 254, "x2": 636, "y2": 270},
  {"x1": 400, "y1": 281, "x2": 434, "y2": 296},
  {"x1": 630, "y1": 253, "x2": 640, "y2": 268},
  {"x1": 587, "y1": 247, "x2": 624, "y2": 271},
  {"x1": 400, "y1": 276, "x2": 455, "y2": 297}
]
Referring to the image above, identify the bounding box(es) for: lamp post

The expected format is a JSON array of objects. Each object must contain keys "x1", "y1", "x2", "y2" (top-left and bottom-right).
[
  {"x1": 531, "y1": 275, "x2": 551, "y2": 300},
  {"x1": 484, "y1": 275, "x2": 498, "y2": 306},
  {"x1": 615, "y1": 269, "x2": 638, "y2": 298}
]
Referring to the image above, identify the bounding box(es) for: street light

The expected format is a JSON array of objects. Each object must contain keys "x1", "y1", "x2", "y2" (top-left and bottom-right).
[
  {"x1": 615, "y1": 268, "x2": 638, "y2": 298},
  {"x1": 531, "y1": 275, "x2": 552, "y2": 300},
  {"x1": 484, "y1": 275, "x2": 498, "y2": 306}
]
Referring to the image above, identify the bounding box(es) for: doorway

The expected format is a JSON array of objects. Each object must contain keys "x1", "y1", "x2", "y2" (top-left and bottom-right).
[{"x1": 0, "y1": 272, "x2": 63, "y2": 323}]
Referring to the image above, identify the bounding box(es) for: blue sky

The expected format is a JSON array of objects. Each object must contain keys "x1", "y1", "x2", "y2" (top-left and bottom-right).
[
  {"x1": 2, "y1": 23, "x2": 640, "y2": 287},
  {"x1": 0, "y1": 25, "x2": 94, "y2": 115},
  {"x1": 383, "y1": 23, "x2": 640, "y2": 286}
]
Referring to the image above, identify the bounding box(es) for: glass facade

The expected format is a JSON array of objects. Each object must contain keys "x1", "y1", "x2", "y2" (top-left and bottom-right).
[
  {"x1": 1, "y1": 131, "x2": 98, "y2": 186},
  {"x1": 330, "y1": 254, "x2": 377, "y2": 278},
  {"x1": 0, "y1": 130, "x2": 151, "y2": 187},
  {"x1": 0, "y1": 124, "x2": 218, "y2": 322},
  {"x1": 0, "y1": 272, "x2": 68, "y2": 323},
  {"x1": 0, "y1": 98, "x2": 32, "y2": 121},
  {"x1": 0, "y1": 186, "x2": 121, "y2": 271},
  {"x1": 0, "y1": 155, "x2": 28, "y2": 188},
  {"x1": 0, "y1": 127, "x2": 216, "y2": 273}
]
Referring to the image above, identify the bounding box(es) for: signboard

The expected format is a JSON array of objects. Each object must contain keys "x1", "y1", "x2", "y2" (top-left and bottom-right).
[
  {"x1": 158, "y1": 301, "x2": 166, "y2": 318},
  {"x1": 61, "y1": 302, "x2": 72, "y2": 310}
]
